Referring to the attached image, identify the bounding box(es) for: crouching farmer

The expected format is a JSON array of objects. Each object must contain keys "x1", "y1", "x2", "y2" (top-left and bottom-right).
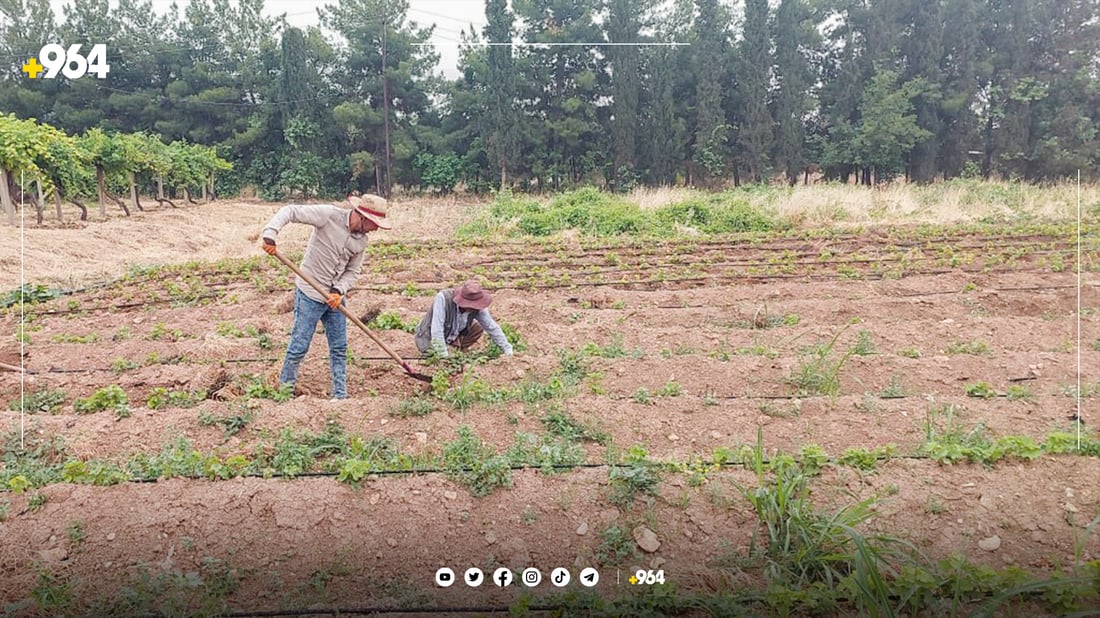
[{"x1": 415, "y1": 281, "x2": 513, "y2": 358}]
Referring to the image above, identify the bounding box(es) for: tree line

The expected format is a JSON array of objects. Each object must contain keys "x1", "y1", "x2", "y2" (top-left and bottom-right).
[{"x1": 1, "y1": 0, "x2": 1096, "y2": 199}]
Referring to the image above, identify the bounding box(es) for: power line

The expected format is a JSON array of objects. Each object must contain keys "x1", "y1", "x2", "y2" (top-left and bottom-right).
[
  {"x1": 417, "y1": 41, "x2": 689, "y2": 47},
  {"x1": 92, "y1": 84, "x2": 333, "y2": 108},
  {"x1": 407, "y1": 5, "x2": 487, "y2": 27}
]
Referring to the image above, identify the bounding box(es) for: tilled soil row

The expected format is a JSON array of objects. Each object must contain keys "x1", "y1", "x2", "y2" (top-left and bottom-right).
[{"x1": 0, "y1": 458, "x2": 1096, "y2": 615}]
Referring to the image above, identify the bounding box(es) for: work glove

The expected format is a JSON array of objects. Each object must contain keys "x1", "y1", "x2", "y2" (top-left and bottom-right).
[
  {"x1": 262, "y1": 238, "x2": 277, "y2": 255},
  {"x1": 325, "y1": 291, "x2": 342, "y2": 309}
]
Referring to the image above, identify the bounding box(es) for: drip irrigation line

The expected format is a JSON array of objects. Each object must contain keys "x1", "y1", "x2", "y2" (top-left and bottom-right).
[
  {"x1": 463, "y1": 236, "x2": 1081, "y2": 269},
  {"x1": 464, "y1": 248, "x2": 1077, "y2": 282},
  {"x1": 890, "y1": 284, "x2": 1079, "y2": 297},
  {"x1": 116, "y1": 605, "x2": 563, "y2": 617},
  {"x1": 35, "y1": 292, "x2": 226, "y2": 315},
  {"x1": 81, "y1": 450, "x2": 941, "y2": 488},
  {"x1": 225, "y1": 356, "x2": 424, "y2": 363}
]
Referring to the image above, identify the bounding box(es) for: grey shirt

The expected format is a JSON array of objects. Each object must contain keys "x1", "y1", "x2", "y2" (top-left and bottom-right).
[
  {"x1": 262, "y1": 204, "x2": 368, "y2": 303},
  {"x1": 429, "y1": 291, "x2": 513, "y2": 357}
]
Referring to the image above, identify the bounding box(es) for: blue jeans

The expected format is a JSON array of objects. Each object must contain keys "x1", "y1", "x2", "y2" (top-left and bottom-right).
[{"x1": 279, "y1": 289, "x2": 348, "y2": 399}]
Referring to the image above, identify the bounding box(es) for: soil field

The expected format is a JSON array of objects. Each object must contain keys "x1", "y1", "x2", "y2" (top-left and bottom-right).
[{"x1": 1, "y1": 202, "x2": 1099, "y2": 616}]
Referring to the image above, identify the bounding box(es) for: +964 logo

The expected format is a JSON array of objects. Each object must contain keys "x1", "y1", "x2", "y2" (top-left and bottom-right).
[{"x1": 23, "y1": 44, "x2": 110, "y2": 80}]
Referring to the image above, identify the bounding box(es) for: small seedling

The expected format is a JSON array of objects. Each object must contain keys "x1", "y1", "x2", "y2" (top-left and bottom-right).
[
  {"x1": 945, "y1": 340, "x2": 990, "y2": 355},
  {"x1": 897, "y1": 347, "x2": 922, "y2": 359},
  {"x1": 852, "y1": 329, "x2": 876, "y2": 356},
  {"x1": 28, "y1": 492, "x2": 48, "y2": 512},
  {"x1": 880, "y1": 375, "x2": 906, "y2": 398},
  {"x1": 658, "y1": 381, "x2": 684, "y2": 397},
  {"x1": 925, "y1": 496, "x2": 947, "y2": 514},
  {"x1": 965, "y1": 382, "x2": 997, "y2": 399},
  {"x1": 66, "y1": 521, "x2": 86, "y2": 549},
  {"x1": 1005, "y1": 384, "x2": 1033, "y2": 402},
  {"x1": 110, "y1": 358, "x2": 141, "y2": 373}
]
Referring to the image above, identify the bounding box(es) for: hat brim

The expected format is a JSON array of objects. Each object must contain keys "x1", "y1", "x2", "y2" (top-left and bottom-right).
[
  {"x1": 363, "y1": 213, "x2": 391, "y2": 230},
  {"x1": 453, "y1": 286, "x2": 492, "y2": 309},
  {"x1": 354, "y1": 205, "x2": 392, "y2": 230}
]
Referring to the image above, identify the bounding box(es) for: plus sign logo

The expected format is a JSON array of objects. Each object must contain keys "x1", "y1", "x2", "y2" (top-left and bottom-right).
[
  {"x1": 22, "y1": 44, "x2": 110, "y2": 79},
  {"x1": 21, "y1": 57, "x2": 44, "y2": 79}
]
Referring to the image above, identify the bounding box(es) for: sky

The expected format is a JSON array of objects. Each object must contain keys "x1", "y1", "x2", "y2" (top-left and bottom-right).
[{"x1": 46, "y1": 0, "x2": 490, "y2": 79}]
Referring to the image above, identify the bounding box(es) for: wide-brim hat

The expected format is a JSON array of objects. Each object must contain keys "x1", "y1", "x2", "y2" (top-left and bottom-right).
[
  {"x1": 453, "y1": 280, "x2": 492, "y2": 310},
  {"x1": 349, "y1": 194, "x2": 391, "y2": 230}
]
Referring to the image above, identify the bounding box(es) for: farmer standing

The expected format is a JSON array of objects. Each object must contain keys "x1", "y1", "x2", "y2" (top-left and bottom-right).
[
  {"x1": 261, "y1": 195, "x2": 391, "y2": 399},
  {"x1": 415, "y1": 280, "x2": 514, "y2": 358}
]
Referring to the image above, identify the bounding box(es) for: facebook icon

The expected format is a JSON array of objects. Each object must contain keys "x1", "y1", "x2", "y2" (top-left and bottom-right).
[{"x1": 492, "y1": 567, "x2": 514, "y2": 587}]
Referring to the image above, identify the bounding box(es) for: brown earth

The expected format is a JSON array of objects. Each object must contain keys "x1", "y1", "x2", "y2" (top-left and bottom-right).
[{"x1": 1, "y1": 203, "x2": 1098, "y2": 615}]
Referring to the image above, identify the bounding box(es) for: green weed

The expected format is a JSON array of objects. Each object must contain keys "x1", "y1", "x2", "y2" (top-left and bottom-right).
[
  {"x1": 880, "y1": 375, "x2": 906, "y2": 398},
  {"x1": 28, "y1": 492, "x2": 47, "y2": 511},
  {"x1": 391, "y1": 396, "x2": 434, "y2": 417},
  {"x1": 367, "y1": 311, "x2": 417, "y2": 333},
  {"x1": 243, "y1": 376, "x2": 293, "y2": 402},
  {"x1": 608, "y1": 445, "x2": 662, "y2": 507},
  {"x1": 74, "y1": 385, "x2": 129, "y2": 415},
  {"x1": 198, "y1": 410, "x2": 254, "y2": 437},
  {"x1": 788, "y1": 330, "x2": 853, "y2": 396},
  {"x1": 507, "y1": 432, "x2": 584, "y2": 472},
  {"x1": 581, "y1": 334, "x2": 643, "y2": 358},
  {"x1": 540, "y1": 408, "x2": 609, "y2": 444},
  {"x1": 8, "y1": 389, "x2": 67, "y2": 414},
  {"x1": 658, "y1": 381, "x2": 684, "y2": 397},
  {"x1": 147, "y1": 388, "x2": 207, "y2": 410},
  {"x1": 595, "y1": 526, "x2": 638, "y2": 566},
  {"x1": 442, "y1": 426, "x2": 512, "y2": 497}
]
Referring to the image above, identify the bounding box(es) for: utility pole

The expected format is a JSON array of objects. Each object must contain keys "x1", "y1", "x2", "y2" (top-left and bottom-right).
[{"x1": 381, "y1": 11, "x2": 393, "y2": 199}]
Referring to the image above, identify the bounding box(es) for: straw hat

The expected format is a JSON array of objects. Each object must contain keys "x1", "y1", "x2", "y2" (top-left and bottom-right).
[{"x1": 349, "y1": 194, "x2": 391, "y2": 230}]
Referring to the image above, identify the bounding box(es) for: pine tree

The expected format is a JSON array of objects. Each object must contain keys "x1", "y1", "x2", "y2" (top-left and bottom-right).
[
  {"x1": 738, "y1": 0, "x2": 772, "y2": 183},
  {"x1": 484, "y1": 0, "x2": 521, "y2": 189},
  {"x1": 690, "y1": 0, "x2": 730, "y2": 186},
  {"x1": 771, "y1": 0, "x2": 814, "y2": 185},
  {"x1": 606, "y1": 0, "x2": 652, "y2": 190}
]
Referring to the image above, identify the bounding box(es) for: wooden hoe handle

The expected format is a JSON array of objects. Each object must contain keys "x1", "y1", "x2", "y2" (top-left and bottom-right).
[{"x1": 271, "y1": 250, "x2": 418, "y2": 376}]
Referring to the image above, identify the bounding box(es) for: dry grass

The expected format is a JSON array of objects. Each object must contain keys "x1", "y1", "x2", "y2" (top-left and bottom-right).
[
  {"x1": 628, "y1": 185, "x2": 698, "y2": 210},
  {"x1": 0, "y1": 197, "x2": 485, "y2": 288},
  {"x1": 631, "y1": 180, "x2": 1098, "y2": 226},
  {"x1": 771, "y1": 180, "x2": 1098, "y2": 226}
]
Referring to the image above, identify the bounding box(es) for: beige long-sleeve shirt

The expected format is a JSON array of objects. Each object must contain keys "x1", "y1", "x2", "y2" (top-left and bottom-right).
[{"x1": 262, "y1": 204, "x2": 368, "y2": 303}]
